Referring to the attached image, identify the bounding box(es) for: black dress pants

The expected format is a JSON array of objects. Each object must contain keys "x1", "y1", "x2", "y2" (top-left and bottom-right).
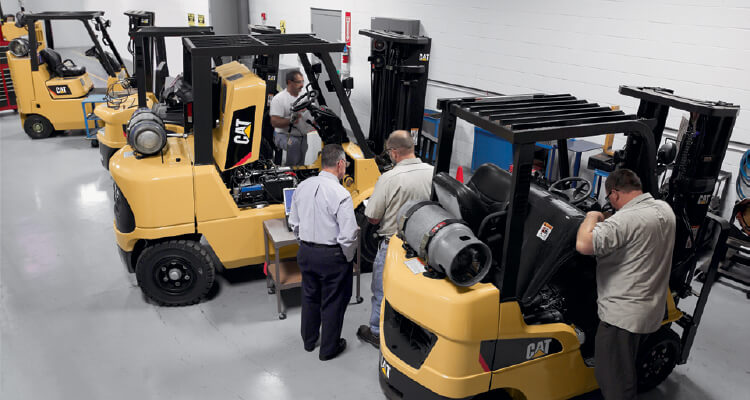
[
  {"x1": 595, "y1": 321, "x2": 643, "y2": 400},
  {"x1": 297, "y1": 243, "x2": 353, "y2": 358}
]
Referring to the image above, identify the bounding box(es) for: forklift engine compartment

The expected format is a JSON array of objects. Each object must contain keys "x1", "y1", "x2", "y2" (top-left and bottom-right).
[{"x1": 224, "y1": 159, "x2": 297, "y2": 208}]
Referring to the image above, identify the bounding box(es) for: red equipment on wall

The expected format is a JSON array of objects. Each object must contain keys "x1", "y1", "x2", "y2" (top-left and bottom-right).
[{"x1": 0, "y1": 16, "x2": 18, "y2": 112}]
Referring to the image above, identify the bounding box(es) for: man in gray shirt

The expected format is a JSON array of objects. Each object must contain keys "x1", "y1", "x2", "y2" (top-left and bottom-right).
[
  {"x1": 356, "y1": 130, "x2": 434, "y2": 348},
  {"x1": 576, "y1": 168, "x2": 676, "y2": 400},
  {"x1": 289, "y1": 144, "x2": 359, "y2": 361}
]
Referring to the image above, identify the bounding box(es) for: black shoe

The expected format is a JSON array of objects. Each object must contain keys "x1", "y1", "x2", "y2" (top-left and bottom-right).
[
  {"x1": 356, "y1": 325, "x2": 380, "y2": 349},
  {"x1": 319, "y1": 338, "x2": 346, "y2": 361},
  {"x1": 304, "y1": 337, "x2": 320, "y2": 352}
]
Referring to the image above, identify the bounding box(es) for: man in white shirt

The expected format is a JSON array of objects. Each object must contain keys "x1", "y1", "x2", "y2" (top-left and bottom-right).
[
  {"x1": 270, "y1": 70, "x2": 312, "y2": 166},
  {"x1": 289, "y1": 144, "x2": 359, "y2": 361}
]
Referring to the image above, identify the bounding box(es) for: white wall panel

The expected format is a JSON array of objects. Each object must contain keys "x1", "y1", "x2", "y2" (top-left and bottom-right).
[{"x1": 247, "y1": 0, "x2": 748, "y2": 216}]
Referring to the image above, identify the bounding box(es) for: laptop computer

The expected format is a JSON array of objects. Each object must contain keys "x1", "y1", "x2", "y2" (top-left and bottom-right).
[{"x1": 283, "y1": 187, "x2": 296, "y2": 231}]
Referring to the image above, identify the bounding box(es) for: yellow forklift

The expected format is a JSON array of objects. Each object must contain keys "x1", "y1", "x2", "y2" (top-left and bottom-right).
[
  {"x1": 110, "y1": 33, "x2": 381, "y2": 307},
  {"x1": 378, "y1": 87, "x2": 740, "y2": 399},
  {"x1": 6, "y1": 11, "x2": 130, "y2": 139},
  {"x1": 95, "y1": 25, "x2": 213, "y2": 168}
]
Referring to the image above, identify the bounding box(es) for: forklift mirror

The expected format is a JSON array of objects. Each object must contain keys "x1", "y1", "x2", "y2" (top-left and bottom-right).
[{"x1": 311, "y1": 63, "x2": 322, "y2": 74}]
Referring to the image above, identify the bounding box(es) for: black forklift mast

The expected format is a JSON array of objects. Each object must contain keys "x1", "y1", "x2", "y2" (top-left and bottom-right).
[
  {"x1": 434, "y1": 86, "x2": 739, "y2": 365},
  {"x1": 124, "y1": 10, "x2": 155, "y2": 81},
  {"x1": 125, "y1": 10, "x2": 154, "y2": 35},
  {"x1": 619, "y1": 86, "x2": 740, "y2": 295},
  {"x1": 618, "y1": 87, "x2": 740, "y2": 363},
  {"x1": 182, "y1": 33, "x2": 376, "y2": 165},
  {"x1": 360, "y1": 29, "x2": 431, "y2": 154},
  {"x1": 22, "y1": 11, "x2": 126, "y2": 77},
  {"x1": 131, "y1": 26, "x2": 214, "y2": 107}
]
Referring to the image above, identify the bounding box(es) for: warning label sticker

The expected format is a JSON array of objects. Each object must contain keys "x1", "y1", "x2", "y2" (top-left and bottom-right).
[
  {"x1": 536, "y1": 222, "x2": 553, "y2": 241},
  {"x1": 404, "y1": 258, "x2": 426, "y2": 275}
]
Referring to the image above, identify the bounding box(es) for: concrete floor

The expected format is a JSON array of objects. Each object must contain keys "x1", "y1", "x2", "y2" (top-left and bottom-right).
[{"x1": 1, "y1": 52, "x2": 749, "y2": 400}]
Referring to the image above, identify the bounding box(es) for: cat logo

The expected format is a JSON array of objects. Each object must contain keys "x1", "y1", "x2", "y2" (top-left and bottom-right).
[
  {"x1": 380, "y1": 357, "x2": 391, "y2": 379},
  {"x1": 419, "y1": 53, "x2": 430, "y2": 62},
  {"x1": 526, "y1": 339, "x2": 552, "y2": 360},
  {"x1": 233, "y1": 119, "x2": 252, "y2": 144},
  {"x1": 48, "y1": 85, "x2": 71, "y2": 95},
  {"x1": 225, "y1": 105, "x2": 257, "y2": 169}
]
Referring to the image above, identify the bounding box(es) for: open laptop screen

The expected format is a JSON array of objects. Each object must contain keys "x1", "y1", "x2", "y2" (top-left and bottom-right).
[
  {"x1": 283, "y1": 188, "x2": 296, "y2": 216},
  {"x1": 283, "y1": 188, "x2": 296, "y2": 231}
]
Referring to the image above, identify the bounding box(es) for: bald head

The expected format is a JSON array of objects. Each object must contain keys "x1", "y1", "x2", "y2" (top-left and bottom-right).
[{"x1": 385, "y1": 130, "x2": 415, "y2": 157}]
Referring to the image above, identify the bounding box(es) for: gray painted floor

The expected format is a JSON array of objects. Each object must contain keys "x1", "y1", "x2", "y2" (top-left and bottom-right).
[{"x1": 1, "y1": 52, "x2": 749, "y2": 400}]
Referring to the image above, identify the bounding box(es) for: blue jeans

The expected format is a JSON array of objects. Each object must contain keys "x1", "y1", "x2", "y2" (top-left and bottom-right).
[{"x1": 369, "y1": 240, "x2": 388, "y2": 335}]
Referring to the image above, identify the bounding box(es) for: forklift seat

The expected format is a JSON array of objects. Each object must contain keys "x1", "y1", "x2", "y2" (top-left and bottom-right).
[
  {"x1": 467, "y1": 163, "x2": 512, "y2": 211},
  {"x1": 432, "y1": 172, "x2": 489, "y2": 234},
  {"x1": 40, "y1": 48, "x2": 87, "y2": 78}
]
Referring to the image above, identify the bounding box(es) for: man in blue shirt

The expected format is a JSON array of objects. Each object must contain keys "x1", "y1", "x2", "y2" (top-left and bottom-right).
[{"x1": 289, "y1": 144, "x2": 359, "y2": 361}]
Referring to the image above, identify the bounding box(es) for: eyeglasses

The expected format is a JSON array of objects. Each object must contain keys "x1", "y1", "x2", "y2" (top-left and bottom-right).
[
  {"x1": 338, "y1": 159, "x2": 351, "y2": 167},
  {"x1": 605, "y1": 189, "x2": 617, "y2": 202},
  {"x1": 291, "y1": 80, "x2": 304, "y2": 84}
]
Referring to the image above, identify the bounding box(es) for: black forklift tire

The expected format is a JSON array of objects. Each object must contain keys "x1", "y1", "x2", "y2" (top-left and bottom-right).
[
  {"x1": 23, "y1": 115, "x2": 54, "y2": 139},
  {"x1": 356, "y1": 205, "x2": 379, "y2": 273},
  {"x1": 135, "y1": 239, "x2": 216, "y2": 306},
  {"x1": 91, "y1": 139, "x2": 99, "y2": 148},
  {"x1": 471, "y1": 389, "x2": 513, "y2": 400},
  {"x1": 636, "y1": 327, "x2": 681, "y2": 392}
]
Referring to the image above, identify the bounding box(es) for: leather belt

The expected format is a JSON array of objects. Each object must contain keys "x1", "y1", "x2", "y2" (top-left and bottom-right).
[{"x1": 301, "y1": 240, "x2": 339, "y2": 249}]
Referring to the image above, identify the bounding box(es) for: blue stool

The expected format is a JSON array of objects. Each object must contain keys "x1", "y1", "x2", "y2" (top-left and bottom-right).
[
  {"x1": 81, "y1": 94, "x2": 107, "y2": 141},
  {"x1": 591, "y1": 169, "x2": 610, "y2": 199}
]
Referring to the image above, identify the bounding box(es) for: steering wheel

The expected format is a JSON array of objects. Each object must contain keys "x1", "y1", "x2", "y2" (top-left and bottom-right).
[
  {"x1": 291, "y1": 85, "x2": 318, "y2": 112},
  {"x1": 549, "y1": 177, "x2": 592, "y2": 205}
]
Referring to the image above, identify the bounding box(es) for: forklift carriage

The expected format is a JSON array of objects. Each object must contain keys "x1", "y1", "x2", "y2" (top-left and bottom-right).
[{"x1": 378, "y1": 86, "x2": 739, "y2": 400}]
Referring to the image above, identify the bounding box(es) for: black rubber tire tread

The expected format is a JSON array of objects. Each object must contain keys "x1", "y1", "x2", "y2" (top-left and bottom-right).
[
  {"x1": 472, "y1": 389, "x2": 513, "y2": 400},
  {"x1": 355, "y1": 205, "x2": 378, "y2": 273},
  {"x1": 636, "y1": 327, "x2": 681, "y2": 393},
  {"x1": 135, "y1": 239, "x2": 216, "y2": 306},
  {"x1": 23, "y1": 115, "x2": 54, "y2": 139}
]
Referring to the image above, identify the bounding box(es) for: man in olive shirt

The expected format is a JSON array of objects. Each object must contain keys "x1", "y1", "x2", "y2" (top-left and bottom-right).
[
  {"x1": 576, "y1": 169, "x2": 676, "y2": 400},
  {"x1": 356, "y1": 130, "x2": 434, "y2": 348}
]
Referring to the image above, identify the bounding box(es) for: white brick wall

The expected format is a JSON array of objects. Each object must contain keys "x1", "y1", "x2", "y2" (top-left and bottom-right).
[
  {"x1": 249, "y1": 0, "x2": 748, "y2": 136},
  {"x1": 248, "y1": 0, "x2": 748, "y2": 217}
]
